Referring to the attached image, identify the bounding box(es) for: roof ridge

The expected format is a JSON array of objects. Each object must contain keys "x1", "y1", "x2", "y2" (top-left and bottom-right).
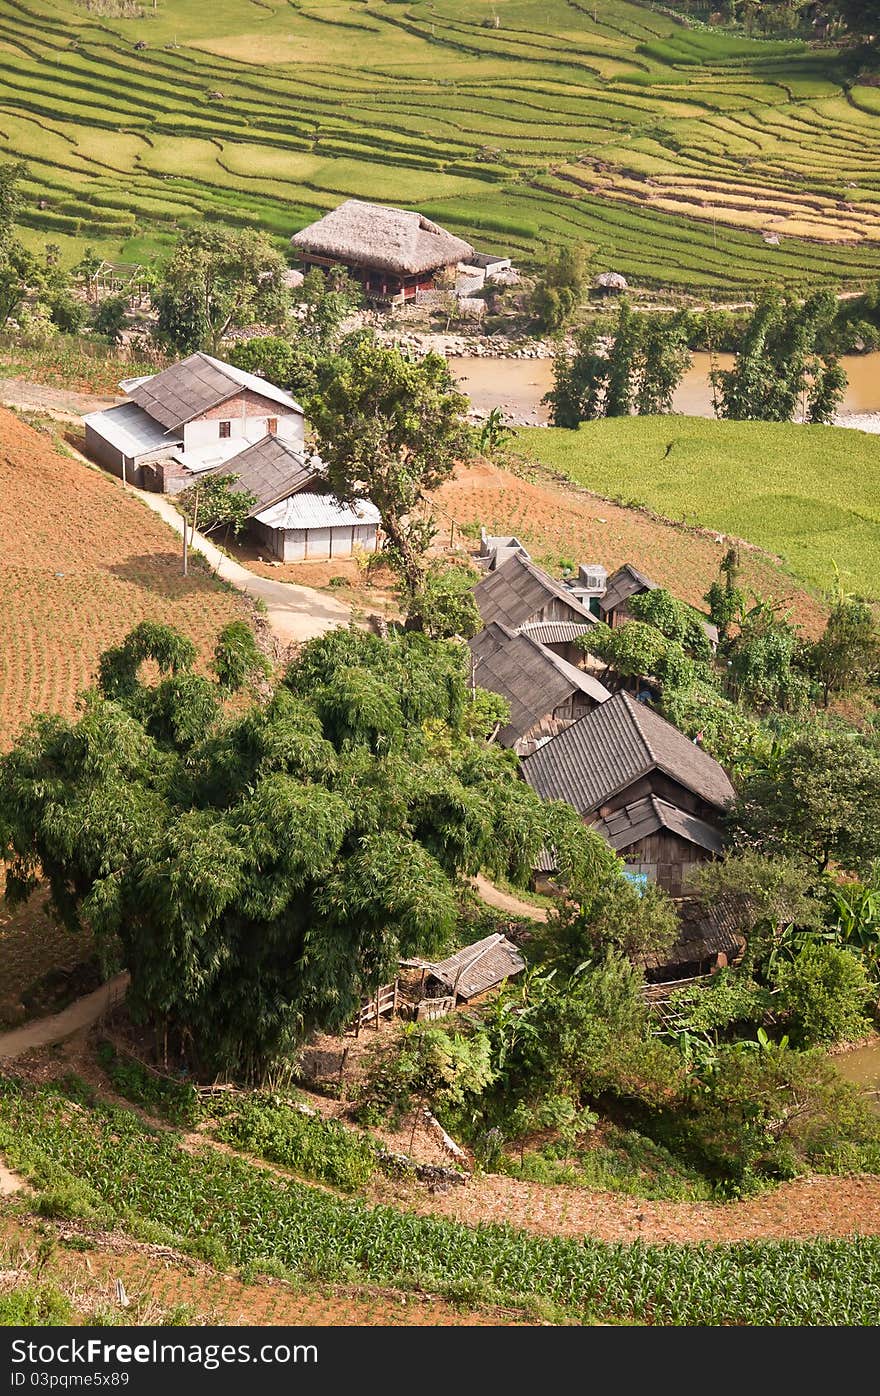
[{"x1": 615, "y1": 690, "x2": 656, "y2": 767}]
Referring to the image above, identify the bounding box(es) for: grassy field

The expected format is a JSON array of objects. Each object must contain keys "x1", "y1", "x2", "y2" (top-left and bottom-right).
[
  {"x1": 3, "y1": 0, "x2": 880, "y2": 293},
  {"x1": 518, "y1": 418, "x2": 880, "y2": 598}
]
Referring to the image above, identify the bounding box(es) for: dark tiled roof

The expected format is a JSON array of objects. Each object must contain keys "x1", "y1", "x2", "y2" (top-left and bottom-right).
[
  {"x1": 639, "y1": 896, "x2": 745, "y2": 971},
  {"x1": 595, "y1": 794, "x2": 724, "y2": 855},
  {"x1": 129, "y1": 352, "x2": 299, "y2": 432},
  {"x1": 521, "y1": 690, "x2": 736, "y2": 815},
  {"x1": 474, "y1": 553, "x2": 596, "y2": 631},
  {"x1": 469, "y1": 623, "x2": 609, "y2": 745},
  {"x1": 203, "y1": 435, "x2": 317, "y2": 516},
  {"x1": 599, "y1": 563, "x2": 658, "y2": 617},
  {"x1": 428, "y1": 934, "x2": 525, "y2": 1000}
]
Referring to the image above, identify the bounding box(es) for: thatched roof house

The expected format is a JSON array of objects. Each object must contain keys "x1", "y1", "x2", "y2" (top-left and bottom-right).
[
  {"x1": 594, "y1": 271, "x2": 628, "y2": 294},
  {"x1": 291, "y1": 199, "x2": 474, "y2": 303}
]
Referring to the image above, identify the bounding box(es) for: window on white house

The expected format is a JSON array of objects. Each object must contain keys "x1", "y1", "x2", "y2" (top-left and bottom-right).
[
  {"x1": 267, "y1": 417, "x2": 278, "y2": 436},
  {"x1": 219, "y1": 420, "x2": 231, "y2": 439}
]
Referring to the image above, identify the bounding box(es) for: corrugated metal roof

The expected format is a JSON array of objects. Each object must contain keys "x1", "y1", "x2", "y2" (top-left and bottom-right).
[
  {"x1": 256, "y1": 492, "x2": 381, "y2": 531},
  {"x1": 518, "y1": 619, "x2": 594, "y2": 646},
  {"x1": 128, "y1": 353, "x2": 301, "y2": 431},
  {"x1": 599, "y1": 563, "x2": 657, "y2": 617},
  {"x1": 427, "y1": 933, "x2": 525, "y2": 1000},
  {"x1": 595, "y1": 795, "x2": 724, "y2": 855},
  {"x1": 469, "y1": 623, "x2": 609, "y2": 746},
  {"x1": 474, "y1": 553, "x2": 597, "y2": 630},
  {"x1": 84, "y1": 402, "x2": 180, "y2": 457},
  {"x1": 202, "y1": 435, "x2": 317, "y2": 515},
  {"x1": 521, "y1": 690, "x2": 735, "y2": 815}
]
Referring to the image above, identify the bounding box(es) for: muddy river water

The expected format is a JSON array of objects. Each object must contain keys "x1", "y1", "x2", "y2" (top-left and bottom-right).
[
  {"x1": 450, "y1": 350, "x2": 880, "y2": 426},
  {"x1": 835, "y1": 1041, "x2": 880, "y2": 1113}
]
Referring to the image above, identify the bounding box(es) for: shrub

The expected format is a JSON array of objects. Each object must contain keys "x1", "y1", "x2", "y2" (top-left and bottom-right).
[
  {"x1": 772, "y1": 944, "x2": 874, "y2": 1048},
  {"x1": 213, "y1": 1095, "x2": 377, "y2": 1192}
]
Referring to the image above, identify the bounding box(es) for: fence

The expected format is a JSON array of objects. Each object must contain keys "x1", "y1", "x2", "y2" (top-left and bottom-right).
[
  {"x1": 354, "y1": 981, "x2": 398, "y2": 1034},
  {"x1": 414, "y1": 995, "x2": 456, "y2": 1023}
]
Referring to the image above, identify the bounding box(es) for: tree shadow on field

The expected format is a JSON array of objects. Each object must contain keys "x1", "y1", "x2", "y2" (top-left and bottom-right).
[{"x1": 106, "y1": 553, "x2": 223, "y2": 596}]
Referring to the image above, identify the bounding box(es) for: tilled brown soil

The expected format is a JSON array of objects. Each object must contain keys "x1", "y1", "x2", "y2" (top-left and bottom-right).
[{"x1": 374, "y1": 1171, "x2": 880, "y2": 1246}]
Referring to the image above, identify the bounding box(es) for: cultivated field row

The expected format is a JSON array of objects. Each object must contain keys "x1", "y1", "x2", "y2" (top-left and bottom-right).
[{"x1": 3, "y1": 0, "x2": 880, "y2": 290}]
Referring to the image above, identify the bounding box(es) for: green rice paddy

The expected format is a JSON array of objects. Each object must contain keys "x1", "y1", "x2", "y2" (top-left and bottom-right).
[
  {"x1": 3, "y1": 0, "x2": 880, "y2": 291},
  {"x1": 519, "y1": 417, "x2": 880, "y2": 598}
]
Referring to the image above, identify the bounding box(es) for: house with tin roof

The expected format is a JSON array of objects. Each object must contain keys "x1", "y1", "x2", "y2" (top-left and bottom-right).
[
  {"x1": 84, "y1": 352, "x2": 304, "y2": 491},
  {"x1": 201, "y1": 434, "x2": 380, "y2": 564}
]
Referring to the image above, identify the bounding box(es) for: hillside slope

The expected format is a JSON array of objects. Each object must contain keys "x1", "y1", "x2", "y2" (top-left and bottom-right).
[
  {"x1": 0, "y1": 408, "x2": 250, "y2": 748},
  {"x1": 519, "y1": 417, "x2": 880, "y2": 600}
]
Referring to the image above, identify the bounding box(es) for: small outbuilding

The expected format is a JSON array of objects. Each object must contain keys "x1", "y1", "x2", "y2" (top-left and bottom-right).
[
  {"x1": 594, "y1": 271, "x2": 629, "y2": 295},
  {"x1": 203, "y1": 434, "x2": 381, "y2": 563},
  {"x1": 420, "y1": 933, "x2": 525, "y2": 1006}
]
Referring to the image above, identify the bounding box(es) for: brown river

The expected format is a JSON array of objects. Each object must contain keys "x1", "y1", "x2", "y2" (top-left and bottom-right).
[{"x1": 450, "y1": 350, "x2": 880, "y2": 426}]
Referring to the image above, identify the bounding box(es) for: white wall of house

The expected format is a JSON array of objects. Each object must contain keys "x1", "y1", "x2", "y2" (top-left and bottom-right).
[
  {"x1": 253, "y1": 519, "x2": 378, "y2": 563},
  {"x1": 183, "y1": 410, "x2": 303, "y2": 465}
]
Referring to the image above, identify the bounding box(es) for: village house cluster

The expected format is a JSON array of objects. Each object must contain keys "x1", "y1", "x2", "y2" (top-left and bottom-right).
[
  {"x1": 81, "y1": 196, "x2": 734, "y2": 985},
  {"x1": 466, "y1": 549, "x2": 740, "y2": 980}
]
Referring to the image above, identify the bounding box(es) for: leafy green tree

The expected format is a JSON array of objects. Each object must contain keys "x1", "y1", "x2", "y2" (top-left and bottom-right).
[
  {"x1": 545, "y1": 302, "x2": 691, "y2": 426},
  {"x1": 704, "y1": 547, "x2": 745, "y2": 645},
  {"x1": 176, "y1": 474, "x2": 256, "y2": 541},
  {"x1": 733, "y1": 728, "x2": 880, "y2": 874},
  {"x1": 0, "y1": 623, "x2": 597, "y2": 1080},
  {"x1": 405, "y1": 560, "x2": 481, "y2": 640},
  {"x1": 809, "y1": 594, "x2": 880, "y2": 707},
  {"x1": 695, "y1": 851, "x2": 824, "y2": 975},
  {"x1": 772, "y1": 943, "x2": 873, "y2": 1048},
  {"x1": 0, "y1": 163, "x2": 42, "y2": 328},
  {"x1": 49, "y1": 290, "x2": 87, "y2": 335},
  {"x1": 713, "y1": 289, "x2": 846, "y2": 424},
  {"x1": 92, "y1": 294, "x2": 128, "y2": 345},
  {"x1": 154, "y1": 227, "x2": 290, "y2": 354},
  {"x1": 628, "y1": 588, "x2": 713, "y2": 662},
  {"x1": 308, "y1": 340, "x2": 474, "y2": 595},
  {"x1": 725, "y1": 598, "x2": 810, "y2": 714},
  {"x1": 537, "y1": 873, "x2": 679, "y2": 971},
  {"x1": 529, "y1": 242, "x2": 590, "y2": 332},
  {"x1": 229, "y1": 335, "x2": 321, "y2": 407}
]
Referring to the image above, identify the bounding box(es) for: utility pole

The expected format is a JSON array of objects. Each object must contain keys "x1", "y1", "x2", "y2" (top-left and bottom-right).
[{"x1": 182, "y1": 514, "x2": 188, "y2": 576}]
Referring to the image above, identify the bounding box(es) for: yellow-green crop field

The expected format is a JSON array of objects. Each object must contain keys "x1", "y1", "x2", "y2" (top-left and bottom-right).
[{"x1": 3, "y1": 0, "x2": 880, "y2": 292}]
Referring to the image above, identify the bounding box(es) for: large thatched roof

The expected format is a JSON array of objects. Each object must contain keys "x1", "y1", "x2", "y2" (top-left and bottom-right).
[{"x1": 291, "y1": 200, "x2": 474, "y2": 277}]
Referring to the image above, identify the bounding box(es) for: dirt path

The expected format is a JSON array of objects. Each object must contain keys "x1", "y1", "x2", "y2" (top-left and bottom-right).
[
  {"x1": 0, "y1": 972, "x2": 129, "y2": 1061},
  {"x1": 472, "y1": 875, "x2": 548, "y2": 922},
  {"x1": 0, "y1": 377, "x2": 117, "y2": 419},
  {"x1": 131, "y1": 489, "x2": 352, "y2": 646},
  {"x1": 378, "y1": 1170, "x2": 880, "y2": 1245}
]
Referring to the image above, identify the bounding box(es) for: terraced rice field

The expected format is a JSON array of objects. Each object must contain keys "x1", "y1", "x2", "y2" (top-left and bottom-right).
[{"x1": 4, "y1": 0, "x2": 880, "y2": 293}]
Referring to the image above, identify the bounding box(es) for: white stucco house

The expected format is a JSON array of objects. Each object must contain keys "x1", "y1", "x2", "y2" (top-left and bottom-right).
[{"x1": 84, "y1": 351, "x2": 305, "y2": 491}]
